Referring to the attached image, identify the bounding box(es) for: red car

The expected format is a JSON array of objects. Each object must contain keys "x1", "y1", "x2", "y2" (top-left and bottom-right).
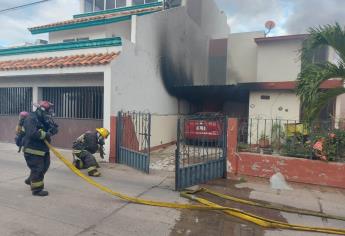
[{"x1": 184, "y1": 112, "x2": 224, "y2": 143}]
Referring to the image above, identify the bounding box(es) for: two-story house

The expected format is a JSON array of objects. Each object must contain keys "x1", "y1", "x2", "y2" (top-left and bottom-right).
[{"x1": 0, "y1": 0, "x2": 229, "y2": 159}]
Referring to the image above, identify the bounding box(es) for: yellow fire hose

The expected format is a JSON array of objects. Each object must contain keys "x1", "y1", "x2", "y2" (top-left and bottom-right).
[
  {"x1": 46, "y1": 141, "x2": 345, "y2": 235},
  {"x1": 186, "y1": 188, "x2": 345, "y2": 222}
]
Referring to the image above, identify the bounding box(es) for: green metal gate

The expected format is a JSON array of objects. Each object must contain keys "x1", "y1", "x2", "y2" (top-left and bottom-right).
[
  {"x1": 116, "y1": 111, "x2": 151, "y2": 173},
  {"x1": 175, "y1": 114, "x2": 227, "y2": 190}
]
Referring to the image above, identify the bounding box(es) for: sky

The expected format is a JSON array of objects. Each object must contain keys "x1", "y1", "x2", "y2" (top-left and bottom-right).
[{"x1": 0, "y1": 0, "x2": 345, "y2": 47}]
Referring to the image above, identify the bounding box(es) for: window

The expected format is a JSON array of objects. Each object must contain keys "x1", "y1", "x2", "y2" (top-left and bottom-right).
[
  {"x1": 260, "y1": 95, "x2": 270, "y2": 100},
  {"x1": 84, "y1": 0, "x2": 93, "y2": 12},
  {"x1": 77, "y1": 37, "x2": 90, "y2": 41},
  {"x1": 145, "y1": 0, "x2": 158, "y2": 3},
  {"x1": 94, "y1": 0, "x2": 105, "y2": 11},
  {"x1": 63, "y1": 39, "x2": 76, "y2": 43},
  {"x1": 132, "y1": 0, "x2": 145, "y2": 5},
  {"x1": 0, "y1": 88, "x2": 32, "y2": 116},
  {"x1": 106, "y1": 0, "x2": 115, "y2": 9},
  {"x1": 116, "y1": 0, "x2": 126, "y2": 8},
  {"x1": 42, "y1": 87, "x2": 104, "y2": 119}
]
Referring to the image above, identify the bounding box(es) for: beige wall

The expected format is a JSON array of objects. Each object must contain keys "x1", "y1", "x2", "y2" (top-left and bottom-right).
[
  {"x1": 256, "y1": 39, "x2": 303, "y2": 82},
  {"x1": 228, "y1": 31, "x2": 264, "y2": 84},
  {"x1": 249, "y1": 91, "x2": 300, "y2": 120},
  {"x1": 150, "y1": 115, "x2": 177, "y2": 147},
  {"x1": 248, "y1": 91, "x2": 301, "y2": 143}
]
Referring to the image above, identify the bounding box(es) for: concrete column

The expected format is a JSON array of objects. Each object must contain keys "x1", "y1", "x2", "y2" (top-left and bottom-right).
[
  {"x1": 131, "y1": 15, "x2": 137, "y2": 44},
  {"x1": 103, "y1": 67, "x2": 112, "y2": 162},
  {"x1": 126, "y1": 0, "x2": 132, "y2": 6},
  {"x1": 227, "y1": 118, "x2": 238, "y2": 176},
  {"x1": 32, "y1": 87, "x2": 42, "y2": 111}
]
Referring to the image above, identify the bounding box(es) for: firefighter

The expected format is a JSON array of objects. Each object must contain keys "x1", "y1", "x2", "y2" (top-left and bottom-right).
[
  {"x1": 72, "y1": 128, "x2": 109, "y2": 177},
  {"x1": 23, "y1": 101, "x2": 58, "y2": 197}
]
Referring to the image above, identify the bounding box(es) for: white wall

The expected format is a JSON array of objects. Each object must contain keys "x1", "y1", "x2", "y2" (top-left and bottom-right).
[
  {"x1": 249, "y1": 91, "x2": 300, "y2": 120},
  {"x1": 257, "y1": 39, "x2": 303, "y2": 82},
  {"x1": 0, "y1": 73, "x2": 103, "y2": 87},
  {"x1": 151, "y1": 115, "x2": 177, "y2": 147},
  {"x1": 110, "y1": 40, "x2": 178, "y2": 114},
  {"x1": 228, "y1": 31, "x2": 264, "y2": 84}
]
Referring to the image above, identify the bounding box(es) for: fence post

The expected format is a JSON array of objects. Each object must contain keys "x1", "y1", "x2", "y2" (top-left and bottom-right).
[
  {"x1": 109, "y1": 115, "x2": 117, "y2": 163},
  {"x1": 227, "y1": 118, "x2": 239, "y2": 176}
]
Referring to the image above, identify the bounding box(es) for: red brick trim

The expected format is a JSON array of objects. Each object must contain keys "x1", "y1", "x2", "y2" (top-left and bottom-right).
[
  {"x1": 109, "y1": 116, "x2": 116, "y2": 163},
  {"x1": 242, "y1": 80, "x2": 343, "y2": 91}
]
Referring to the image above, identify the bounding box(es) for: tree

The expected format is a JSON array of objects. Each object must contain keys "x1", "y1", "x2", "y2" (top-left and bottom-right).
[{"x1": 296, "y1": 23, "x2": 345, "y2": 124}]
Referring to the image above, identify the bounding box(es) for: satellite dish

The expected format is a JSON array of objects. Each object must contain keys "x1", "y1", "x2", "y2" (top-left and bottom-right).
[{"x1": 264, "y1": 20, "x2": 276, "y2": 36}]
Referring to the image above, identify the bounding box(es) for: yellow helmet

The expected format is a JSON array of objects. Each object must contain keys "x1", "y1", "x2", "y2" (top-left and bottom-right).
[{"x1": 96, "y1": 128, "x2": 110, "y2": 139}]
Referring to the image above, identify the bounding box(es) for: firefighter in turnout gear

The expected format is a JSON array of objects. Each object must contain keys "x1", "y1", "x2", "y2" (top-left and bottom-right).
[
  {"x1": 72, "y1": 128, "x2": 109, "y2": 177},
  {"x1": 23, "y1": 101, "x2": 58, "y2": 197}
]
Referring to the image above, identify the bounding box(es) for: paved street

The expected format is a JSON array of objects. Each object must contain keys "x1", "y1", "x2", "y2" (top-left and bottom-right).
[{"x1": 1, "y1": 142, "x2": 345, "y2": 236}]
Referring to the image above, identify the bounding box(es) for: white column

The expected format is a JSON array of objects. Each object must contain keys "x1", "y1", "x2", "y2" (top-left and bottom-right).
[
  {"x1": 126, "y1": 0, "x2": 132, "y2": 7},
  {"x1": 103, "y1": 67, "x2": 112, "y2": 162},
  {"x1": 32, "y1": 87, "x2": 42, "y2": 111},
  {"x1": 131, "y1": 15, "x2": 137, "y2": 44},
  {"x1": 80, "y1": 0, "x2": 84, "y2": 13}
]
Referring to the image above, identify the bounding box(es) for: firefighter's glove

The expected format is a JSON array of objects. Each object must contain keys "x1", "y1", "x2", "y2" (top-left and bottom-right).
[
  {"x1": 45, "y1": 132, "x2": 52, "y2": 142},
  {"x1": 48, "y1": 127, "x2": 58, "y2": 136}
]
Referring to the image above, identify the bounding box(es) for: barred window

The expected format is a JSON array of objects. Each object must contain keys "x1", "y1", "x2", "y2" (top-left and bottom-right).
[
  {"x1": 0, "y1": 87, "x2": 32, "y2": 116},
  {"x1": 42, "y1": 87, "x2": 104, "y2": 119}
]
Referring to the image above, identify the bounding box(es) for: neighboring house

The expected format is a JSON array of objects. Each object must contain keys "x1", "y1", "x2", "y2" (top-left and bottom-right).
[
  {"x1": 228, "y1": 32, "x2": 345, "y2": 122},
  {"x1": 0, "y1": 0, "x2": 229, "y2": 160}
]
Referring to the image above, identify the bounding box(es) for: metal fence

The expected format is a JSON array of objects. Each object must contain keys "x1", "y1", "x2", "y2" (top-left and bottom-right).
[
  {"x1": 238, "y1": 118, "x2": 345, "y2": 162},
  {"x1": 175, "y1": 113, "x2": 227, "y2": 190},
  {"x1": 42, "y1": 87, "x2": 103, "y2": 119},
  {"x1": 117, "y1": 111, "x2": 151, "y2": 173},
  {"x1": 0, "y1": 87, "x2": 32, "y2": 115}
]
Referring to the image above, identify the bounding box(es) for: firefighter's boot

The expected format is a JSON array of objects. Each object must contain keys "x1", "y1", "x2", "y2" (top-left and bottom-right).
[
  {"x1": 32, "y1": 190, "x2": 49, "y2": 197},
  {"x1": 88, "y1": 167, "x2": 101, "y2": 177},
  {"x1": 24, "y1": 178, "x2": 30, "y2": 186}
]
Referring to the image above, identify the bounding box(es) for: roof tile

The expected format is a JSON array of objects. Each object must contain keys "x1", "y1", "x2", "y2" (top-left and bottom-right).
[{"x1": 0, "y1": 52, "x2": 119, "y2": 71}]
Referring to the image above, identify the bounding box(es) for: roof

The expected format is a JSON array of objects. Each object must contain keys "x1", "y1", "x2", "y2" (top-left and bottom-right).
[
  {"x1": 29, "y1": 5, "x2": 162, "y2": 34},
  {"x1": 0, "y1": 37, "x2": 121, "y2": 56},
  {"x1": 255, "y1": 34, "x2": 309, "y2": 43},
  {"x1": 0, "y1": 52, "x2": 119, "y2": 71}
]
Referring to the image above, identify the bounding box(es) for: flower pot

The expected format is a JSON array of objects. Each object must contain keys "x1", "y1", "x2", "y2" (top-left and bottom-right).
[{"x1": 259, "y1": 139, "x2": 270, "y2": 148}]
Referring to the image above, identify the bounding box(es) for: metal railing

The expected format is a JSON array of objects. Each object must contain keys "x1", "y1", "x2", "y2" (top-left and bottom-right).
[
  {"x1": 238, "y1": 118, "x2": 345, "y2": 162},
  {"x1": 42, "y1": 87, "x2": 103, "y2": 119},
  {"x1": 0, "y1": 87, "x2": 32, "y2": 115}
]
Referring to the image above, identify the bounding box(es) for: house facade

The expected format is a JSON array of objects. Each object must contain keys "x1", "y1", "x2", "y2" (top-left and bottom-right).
[
  {"x1": 0, "y1": 0, "x2": 229, "y2": 160},
  {"x1": 226, "y1": 32, "x2": 344, "y2": 122}
]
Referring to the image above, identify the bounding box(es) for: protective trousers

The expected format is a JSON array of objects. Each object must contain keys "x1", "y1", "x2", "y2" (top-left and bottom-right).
[
  {"x1": 24, "y1": 153, "x2": 50, "y2": 193},
  {"x1": 75, "y1": 151, "x2": 100, "y2": 176}
]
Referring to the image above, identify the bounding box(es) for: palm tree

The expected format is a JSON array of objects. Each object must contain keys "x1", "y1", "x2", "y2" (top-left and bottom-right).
[{"x1": 296, "y1": 23, "x2": 345, "y2": 124}]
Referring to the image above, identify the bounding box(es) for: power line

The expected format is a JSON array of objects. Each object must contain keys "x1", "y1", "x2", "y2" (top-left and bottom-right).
[{"x1": 0, "y1": 0, "x2": 53, "y2": 13}]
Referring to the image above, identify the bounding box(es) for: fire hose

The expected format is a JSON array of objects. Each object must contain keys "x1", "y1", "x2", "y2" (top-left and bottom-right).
[{"x1": 45, "y1": 141, "x2": 345, "y2": 235}]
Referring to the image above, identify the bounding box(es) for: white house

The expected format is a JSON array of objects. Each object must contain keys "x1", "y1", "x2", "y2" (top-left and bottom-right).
[{"x1": 0, "y1": 0, "x2": 229, "y2": 160}]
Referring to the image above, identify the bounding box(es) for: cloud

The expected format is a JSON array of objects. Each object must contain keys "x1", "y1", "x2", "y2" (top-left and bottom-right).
[
  {"x1": 0, "y1": 0, "x2": 79, "y2": 46},
  {"x1": 215, "y1": 0, "x2": 288, "y2": 35},
  {"x1": 283, "y1": 0, "x2": 345, "y2": 34},
  {"x1": 215, "y1": 0, "x2": 345, "y2": 35}
]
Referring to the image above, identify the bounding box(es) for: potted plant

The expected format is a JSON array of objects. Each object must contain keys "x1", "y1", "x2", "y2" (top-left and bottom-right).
[
  {"x1": 271, "y1": 123, "x2": 285, "y2": 154},
  {"x1": 259, "y1": 133, "x2": 270, "y2": 148}
]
